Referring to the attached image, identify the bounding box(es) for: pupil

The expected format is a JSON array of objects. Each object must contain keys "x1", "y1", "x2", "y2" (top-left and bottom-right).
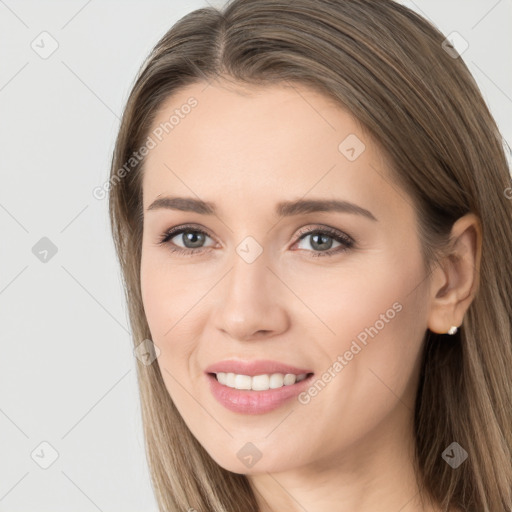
[
  {"x1": 311, "y1": 233, "x2": 332, "y2": 251},
  {"x1": 184, "y1": 231, "x2": 205, "y2": 248}
]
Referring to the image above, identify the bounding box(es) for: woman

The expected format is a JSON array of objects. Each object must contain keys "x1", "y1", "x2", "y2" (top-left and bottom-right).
[{"x1": 108, "y1": 0, "x2": 512, "y2": 510}]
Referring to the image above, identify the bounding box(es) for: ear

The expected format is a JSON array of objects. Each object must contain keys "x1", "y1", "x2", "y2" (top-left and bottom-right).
[{"x1": 427, "y1": 213, "x2": 482, "y2": 335}]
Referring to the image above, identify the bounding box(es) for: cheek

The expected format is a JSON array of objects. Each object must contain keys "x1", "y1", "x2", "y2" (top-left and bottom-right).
[
  {"x1": 140, "y1": 258, "x2": 169, "y2": 338},
  {"x1": 297, "y1": 253, "x2": 428, "y2": 420},
  {"x1": 282, "y1": 254, "x2": 418, "y2": 345},
  {"x1": 140, "y1": 251, "x2": 204, "y2": 339},
  {"x1": 140, "y1": 257, "x2": 216, "y2": 437},
  {"x1": 140, "y1": 254, "x2": 208, "y2": 390}
]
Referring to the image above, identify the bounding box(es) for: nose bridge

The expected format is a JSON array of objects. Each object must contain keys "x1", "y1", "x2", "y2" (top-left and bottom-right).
[
  {"x1": 225, "y1": 239, "x2": 272, "y2": 305},
  {"x1": 213, "y1": 239, "x2": 288, "y2": 339}
]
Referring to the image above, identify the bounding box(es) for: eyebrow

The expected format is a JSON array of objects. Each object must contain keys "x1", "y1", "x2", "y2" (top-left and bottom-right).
[{"x1": 146, "y1": 196, "x2": 377, "y2": 221}]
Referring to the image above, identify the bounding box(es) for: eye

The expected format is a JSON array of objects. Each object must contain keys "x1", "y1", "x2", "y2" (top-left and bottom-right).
[
  {"x1": 293, "y1": 225, "x2": 355, "y2": 257},
  {"x1": 157, "y1": 223, "x2": 355, "y2": 258},
  {"x1": 157, "y1": 224, "x2": 216, "y2": 256}
]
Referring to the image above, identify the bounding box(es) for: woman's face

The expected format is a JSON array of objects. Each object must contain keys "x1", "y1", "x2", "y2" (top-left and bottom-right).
[{"x1": 140, "y1": 80, "x2": 432, "y2": 474}]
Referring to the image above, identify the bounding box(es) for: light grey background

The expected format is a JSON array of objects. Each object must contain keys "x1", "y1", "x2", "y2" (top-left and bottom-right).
[{"x1": 1, "y1": 1, "x2": 510, "y2": 511}]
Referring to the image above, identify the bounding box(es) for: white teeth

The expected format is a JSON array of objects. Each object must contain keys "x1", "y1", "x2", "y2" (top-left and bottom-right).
[
  {"x1": 252, "y1": 374, "x2": 270, "y2": 391},
  {"x1": 269, "y1": 373, "x2": 283, "y2": 389},
  {"x1": 215, "y1": 372, "x2": 309, "y2": 391},
  {"x1": 283, "y1": 374, "x2": 297, "y2": 386},
  {"x1": 234, "y1": 374, "x2": 252, "y2": 390}
]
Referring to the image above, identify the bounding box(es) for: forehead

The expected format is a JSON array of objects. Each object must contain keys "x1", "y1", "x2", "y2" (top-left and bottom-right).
[
  {"x1": 141, "y1": 80, "x2": 398, "y2": 219},
  {"x1": 145, "y1": 79, "x2": 363, "y2": 161}
]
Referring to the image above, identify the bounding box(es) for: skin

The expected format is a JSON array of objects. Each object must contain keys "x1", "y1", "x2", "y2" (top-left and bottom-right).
[{"x1": 140, "y1": 79, "x2": 481, "y2": 512}]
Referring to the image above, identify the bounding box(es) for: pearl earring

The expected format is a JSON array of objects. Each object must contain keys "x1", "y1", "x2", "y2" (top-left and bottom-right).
[{"x1": 447, "y1": 325, "x2": 458, "y2": 335}]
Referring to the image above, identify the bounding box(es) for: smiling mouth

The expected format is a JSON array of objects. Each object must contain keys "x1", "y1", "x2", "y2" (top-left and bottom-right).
[{"x1": 208, "y1": 372, "x2": 314, "y2": 391}]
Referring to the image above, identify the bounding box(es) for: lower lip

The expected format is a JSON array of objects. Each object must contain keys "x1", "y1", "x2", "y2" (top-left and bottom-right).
[{"x1": 206, "y1": 373, "x2": 314, "y2": 415}]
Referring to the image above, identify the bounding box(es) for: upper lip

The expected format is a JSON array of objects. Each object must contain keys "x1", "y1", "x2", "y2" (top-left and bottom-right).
[{"x1": 205, "y1": 359, "x2": 313, "y2": 377}]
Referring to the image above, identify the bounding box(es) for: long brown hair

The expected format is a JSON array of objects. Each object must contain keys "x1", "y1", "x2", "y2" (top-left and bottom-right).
[{"x1": 108, "y1": 1, "x2": 512, "y2": 510}]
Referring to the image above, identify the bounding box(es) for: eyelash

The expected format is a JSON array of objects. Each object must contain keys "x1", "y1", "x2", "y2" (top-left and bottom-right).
[{"x1": 157, "y1": 224, "x2": 355, "y2": 258}]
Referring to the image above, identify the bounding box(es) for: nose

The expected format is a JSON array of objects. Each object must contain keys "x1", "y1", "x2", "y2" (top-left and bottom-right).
[{"x1": 212, "y1": 248, "x2": 290, "y2": 341}]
